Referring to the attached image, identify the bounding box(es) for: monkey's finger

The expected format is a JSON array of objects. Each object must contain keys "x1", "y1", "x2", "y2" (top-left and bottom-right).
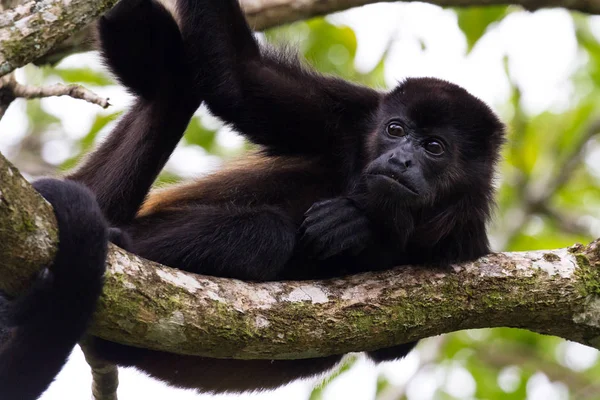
[
  {"x1": 301, "y1": 216, "x2": 361, "y2": 249},
  {"x1": 303, "y1": 198, "x2": 354, "y2": 219},
  {"x1": 302, "y1": 201, "x2": 363, "y2": 232},
  {"x1": 315, "y1": 230, "x2": 370, "y2": 260},
  {"x1": 307, "y1": 218, "x2": 370, "y2": 259},
  {"x1": 300, "y1": 210, "x2": 361, "y2": 239}
]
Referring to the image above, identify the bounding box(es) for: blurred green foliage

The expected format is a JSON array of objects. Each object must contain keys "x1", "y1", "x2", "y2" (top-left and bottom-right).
[
  {"x1": 4, "y1": 6, "x2": 600, "y2": 400},
  {"x1": 456, "y1": 6, "x2": 512, "y2": 53}
]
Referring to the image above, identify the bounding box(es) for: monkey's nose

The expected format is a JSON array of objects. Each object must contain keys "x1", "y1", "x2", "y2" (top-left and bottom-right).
[{"x1": 388, "y1": 153, "x2": 412, "y2": 169}]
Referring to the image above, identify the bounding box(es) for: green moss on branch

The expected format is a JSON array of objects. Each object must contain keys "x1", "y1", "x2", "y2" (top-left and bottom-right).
[{"x1": 1, "y1": 151, "x2": 600, "y2": 359}]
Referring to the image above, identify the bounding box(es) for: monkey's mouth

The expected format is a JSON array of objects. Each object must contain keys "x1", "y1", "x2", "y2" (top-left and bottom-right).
[{"x1": 366, "y1": 173, "x2": 419, "y2": 195}]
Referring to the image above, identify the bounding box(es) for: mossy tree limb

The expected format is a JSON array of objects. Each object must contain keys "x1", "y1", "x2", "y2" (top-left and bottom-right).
[
  {"x1": 0, "y1": 0, "x2": 119, "y2": 77},
  {"x1": 0, "y1": 154, "x2": 57, "y2": 294},
  {"x1": 2, "y1": 151, "x2": 600, "y2": 359}
]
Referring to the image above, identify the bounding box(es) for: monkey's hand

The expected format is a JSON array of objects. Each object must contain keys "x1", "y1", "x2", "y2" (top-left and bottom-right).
[
  {"x1": 301, "y1": 198, "x2": 373, "y2": 260},
  {"x1": 98, "y1": 0, "x2": 195, "y2": 104}
]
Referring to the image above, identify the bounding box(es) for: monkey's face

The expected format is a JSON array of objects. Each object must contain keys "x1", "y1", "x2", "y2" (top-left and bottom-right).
[
  {"x1": 364, "y1": 118, "x2": 452, "y2": 206},
  {"x1": 364, "y1": 77, "x2": 505, "y2": 208}
]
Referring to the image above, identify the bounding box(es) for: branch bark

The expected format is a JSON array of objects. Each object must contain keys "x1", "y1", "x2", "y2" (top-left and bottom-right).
[
  {"x1": 2, "y1": 150, "x2": 600, "y2": 360},
  {"x1": 4, "y1": 0, "x2": 600, "y2": 77},
  {"x1": 0, "y1": 72, "x2": 109, "y2": 119}
]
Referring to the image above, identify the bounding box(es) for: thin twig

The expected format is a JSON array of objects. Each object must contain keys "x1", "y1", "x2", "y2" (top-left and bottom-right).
[
  {"x1": 12, "y1": 81, "x2": 110, "y2": 108},
  {"x1": 535, "y1": 203, "x2": 597, "y2": 237},
  {"x1": 80, "y1": 337, "x2": 119, "y2": 400},
  {"x1": 0, "y1": 73, "x2": 109, "y2": 115},
  {"x1": 499, "y1": 78, "x2": 600, "y2": 248},
  {"x1": 535, "y1": 119, "x2": 600, "y2": 204}
]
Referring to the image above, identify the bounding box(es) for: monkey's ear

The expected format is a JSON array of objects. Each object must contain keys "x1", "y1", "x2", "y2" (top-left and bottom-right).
[{"x1": 97, "y1": 0, "x2": 188, "y2": 100}]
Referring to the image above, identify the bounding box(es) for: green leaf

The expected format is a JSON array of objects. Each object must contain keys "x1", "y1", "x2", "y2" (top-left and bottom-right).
[
  {"x1": 53, "y1": 68, "x2": 114, "y2": 86},
  {"x1": 266, "y1": 17, "x2": 386, "y2": 87},
  {"x1": 26, "y1": 99, "x2": 61, "y2": 131},
  {"x1": 456, "y1": 7, "x2": 510, "y2": 53},
  {"x1": 60, "y1": 112, "x2": 121, "y2": 171},
  {"x1": 183, "y1": 117, "x2": 218, "y2": 151}
]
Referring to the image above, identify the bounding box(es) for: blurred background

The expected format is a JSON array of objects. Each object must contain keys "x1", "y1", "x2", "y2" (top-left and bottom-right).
[{"x1": 1, "y1": 2, "x2": 600, "y2": 399}]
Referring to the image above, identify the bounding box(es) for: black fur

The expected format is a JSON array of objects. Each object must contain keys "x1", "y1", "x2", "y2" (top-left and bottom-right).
[
  {"x1": 0, "y1": 179, "x2": 108, "y2": 399},
  {"x1": 20, "y1": 0, "x2": 505, "y2": 395}
]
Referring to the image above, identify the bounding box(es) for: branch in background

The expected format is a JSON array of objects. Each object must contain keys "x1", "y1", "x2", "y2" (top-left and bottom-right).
[
  {"x1": 13, "y1": 81, "x2": 109, "y2": 108},
  {"x1": 2, "y1": 151, "x2": 600, "y2": 360},
  {"x1": 473, "y1": 342, "x2": 600, "y2": 399},
  {"x1": 6, "y1": 0, "x2": 600, "y2": 77},
  {"x1": 0, "y1": 70, "x2": 109, "y2": 118},
  {"x1": 533, "y1": 119, "x2": 600, "y2": 205},
  {"x1": 535, "y1": 203, "x2": 597, "y2": 238},
  {"x1": 498, "y1": 80, "x2": 600, "y2": 248},
  {"x1": 549, "y1": 119, "x2": 600, "y2": 194},
  {"x1": 519, "y1": 119, "x2": 600, "y2": 239},
  {"x1": 80, "y1": 338, "x2": 119, "y2": 400}
]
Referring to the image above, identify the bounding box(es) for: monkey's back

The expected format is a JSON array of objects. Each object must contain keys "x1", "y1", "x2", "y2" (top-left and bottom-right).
[{"x1": 138, "y1": 153, "x2": 341, "y2": 223}]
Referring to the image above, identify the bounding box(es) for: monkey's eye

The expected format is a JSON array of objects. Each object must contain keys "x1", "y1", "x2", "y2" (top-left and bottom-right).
[
  {"x1": 386, "y1": 123, "x2": 406, "y2": 137},
  {"x1": 423, "y1": 140, "x2": 444, "y2": 155}
]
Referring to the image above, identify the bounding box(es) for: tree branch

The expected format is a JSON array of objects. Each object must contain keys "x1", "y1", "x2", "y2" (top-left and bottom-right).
[
  {"x1": 80, "y1": 337, "x2": 119, "y2": 400},
  {"x1": 0, "y1": 0, "x2": 118, "y2": 77},
  {"x1": 5, "y1": 0, "x2": 600, "y2": 77},
  {"x1": 12, "y1": 81, "x2": 109, "y2": 108},
  {"x1": 0, "y1": 72, "x2": 109, "y2": 118},
  {"x1": 2, "y1": 151, "x2": 600, "y2": 360}
]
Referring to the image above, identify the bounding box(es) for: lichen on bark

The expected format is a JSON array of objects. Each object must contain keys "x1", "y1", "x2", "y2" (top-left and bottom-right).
[
  {"x1": 0, "y1": 153, "x2": 57, "y2": 295},
  {"x1": 0, "y1": 0, "x2": 119, "y2": 76}
]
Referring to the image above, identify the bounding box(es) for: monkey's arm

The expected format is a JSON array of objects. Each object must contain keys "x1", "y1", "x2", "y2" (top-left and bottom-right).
[
  {"x1": 178, "y1": 0, "x2": 381, "y2": 155},
  {"x1": 67, "y1": 0, "x2": 199, "y2": 226},
  {"x1": 67, "y1": 102, "x2": 194, "y2": 227}
]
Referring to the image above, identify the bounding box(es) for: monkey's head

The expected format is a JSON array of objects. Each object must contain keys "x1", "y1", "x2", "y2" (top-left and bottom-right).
[{"x1": 364, "y1": 77, "x2": 505, "y2": 209}]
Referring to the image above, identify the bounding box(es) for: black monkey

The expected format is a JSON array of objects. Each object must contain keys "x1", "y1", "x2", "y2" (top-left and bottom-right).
[
  {"x1": 64, "y1": 0, "x2": 505, "y2": 393},
  {"x1": 0, "y1": 179, "x2": 109, "y2": 400}
]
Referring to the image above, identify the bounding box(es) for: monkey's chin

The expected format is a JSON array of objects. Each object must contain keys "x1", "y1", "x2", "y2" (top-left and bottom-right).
[{"x1": 365, "y1": 174, "x2": 420, "y2": 200}]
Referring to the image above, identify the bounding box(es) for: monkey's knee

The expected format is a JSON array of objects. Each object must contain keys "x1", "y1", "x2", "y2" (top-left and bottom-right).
[{"x1": 226, "y1": 206, "x2": 297, "y2": 281}]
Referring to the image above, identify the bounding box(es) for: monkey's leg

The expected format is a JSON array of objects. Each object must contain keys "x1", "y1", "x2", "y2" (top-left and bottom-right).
[{"x1": 129, "y1": 204, "x2": 297, "y2": 281}]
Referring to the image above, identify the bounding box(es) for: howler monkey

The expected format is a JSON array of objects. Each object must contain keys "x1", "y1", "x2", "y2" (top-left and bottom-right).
[
  {"x1": 2, "y1": 0, "x2": 505, "y2": 396},
  {"x1": 0, "y1": 180, "x2": 109, "y2": 399}
]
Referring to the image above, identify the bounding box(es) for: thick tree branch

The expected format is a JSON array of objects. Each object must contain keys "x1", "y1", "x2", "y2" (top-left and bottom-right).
[
  {"x1": 0, "y1": 0, "x2": 118, "y2": 77},
  {"x1": 2, "y1": 151, "x2": 600, "y2": 360},
  {"x1": 4, "y1": 0, "x2": 600, "y2": 77},
  {"x1": 0, "y1": 151, "x2": 58, "y2": 295}
]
